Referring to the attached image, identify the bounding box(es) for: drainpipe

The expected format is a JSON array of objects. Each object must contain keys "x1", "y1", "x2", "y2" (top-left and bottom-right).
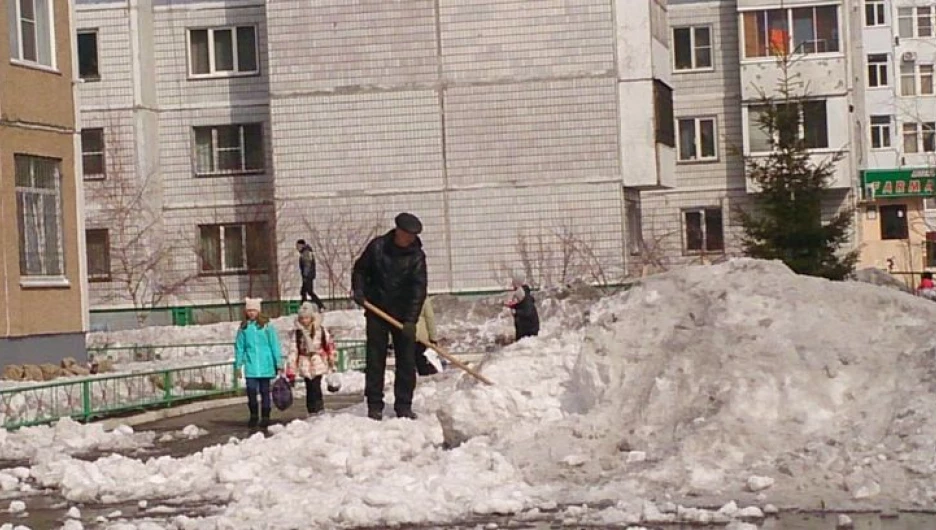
[
  {"x1": 68, "y1": 0, "x2": 90, "y2": 334},
  {"x1": 0, "y1": 145, "x2": 10, "y2": 337}
]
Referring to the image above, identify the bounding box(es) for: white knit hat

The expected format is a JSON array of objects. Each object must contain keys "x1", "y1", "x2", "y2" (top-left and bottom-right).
[
  {"x1": 297, "y1": 302, "x2": 318, "y2": 318},
  {"x1": 245, "y1": 297, "x2": 262, "y2": 312}
]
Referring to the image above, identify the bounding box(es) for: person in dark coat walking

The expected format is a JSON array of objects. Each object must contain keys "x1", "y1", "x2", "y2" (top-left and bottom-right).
[
  {"x1": 351, "y1": 213, "x2": 428, "y2": 421},
  {"x1": 296, "y1": 240, "x2": 325, "y2": 311},
  {"x1": 505, "y1": 273, "x2": 539, "y2": 341}
]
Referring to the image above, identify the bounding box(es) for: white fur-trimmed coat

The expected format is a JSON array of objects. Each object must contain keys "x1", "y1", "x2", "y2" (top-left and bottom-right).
[{"x1": 289, "y1": 314, "x2": 336, "y2": 379}]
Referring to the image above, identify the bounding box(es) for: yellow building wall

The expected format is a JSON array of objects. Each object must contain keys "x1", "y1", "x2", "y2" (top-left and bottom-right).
[{"x1": 858, "y1": 198, "x2": 932, "y2": 287}]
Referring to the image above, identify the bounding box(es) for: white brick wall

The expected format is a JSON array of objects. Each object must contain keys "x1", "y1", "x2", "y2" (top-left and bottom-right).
[
  {"x1": 445, "y1": 78, "x2": 620, "y2": 188},
  {"x1": 439, "y1": 0, "x2": 615, "y2": 82},
  {"x1": 153, "y1": 4, "x2": 269, "y2": 109},
  {"x1": 266, "y1": 0, "x2": 438, "y2": 91},
  {"x1": 76, "y1": 6, "x2": 134, "y2": 109},
  {"x1": 270, "y1": 91, "x2": 443, "y2": 196}
]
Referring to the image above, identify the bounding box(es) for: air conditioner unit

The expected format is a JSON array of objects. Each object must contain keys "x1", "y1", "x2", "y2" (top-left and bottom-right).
[{"x1": 903, "y1": 51, "x2": 918, "y2": 62}]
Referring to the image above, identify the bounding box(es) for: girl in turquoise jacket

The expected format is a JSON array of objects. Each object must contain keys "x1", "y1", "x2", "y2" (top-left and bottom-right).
[{"x1": 235, "y1": 297, "x2": 283, "y2": 429}]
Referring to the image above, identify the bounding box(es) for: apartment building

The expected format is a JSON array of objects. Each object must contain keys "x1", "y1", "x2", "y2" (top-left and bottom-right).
[
  {"x1": 856, "y1": 0, "x2": 936, "y2": 283},
  {"x1": 645, "y1": 0, "x2": 859, "y2": 269},
  {"x1": 1, "y1": 0, "x2": 87, "y2": 364},
  {"x1": 76, "y1": 0, "x2": 675, "y2": 316}
]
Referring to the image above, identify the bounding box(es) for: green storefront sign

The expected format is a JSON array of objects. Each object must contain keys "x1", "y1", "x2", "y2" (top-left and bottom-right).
[{"x1": 862, "y1": 168, "x2": 936, "y2": 198}]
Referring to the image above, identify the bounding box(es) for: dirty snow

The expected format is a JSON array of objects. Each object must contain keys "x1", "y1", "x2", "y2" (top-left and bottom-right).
[{"x1": 12, "y1": 259, "x2": 936, "y2": 528}]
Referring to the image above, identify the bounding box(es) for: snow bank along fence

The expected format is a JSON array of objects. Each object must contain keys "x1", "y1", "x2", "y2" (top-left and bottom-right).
[
  {"x1": 86, "y1": 340, "x2": 367, "y2": 369},
  {"x1": 1, "y1": 341, "x2": 368, "y2": 430}
]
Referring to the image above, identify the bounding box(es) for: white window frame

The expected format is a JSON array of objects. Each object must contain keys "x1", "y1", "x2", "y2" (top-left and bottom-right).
[
  {"x1": 870, "y1": 115, "x2": 892, "y2": 149},
  {"x1": 864, "y1": 0, "x2": 886, "y2": 27},
  {"x1": 898, "y1": 6, "x2": 936, "y2": 38},
  {"x1": 902, "y1": 121, "x2": 936, "y2": 153},
  {"x1": 192, "y1": 123, "x2": 264, "y2": 176},
  {"x1": 740, "y1": 5, "x2": 841, "y2": 60},
  {"x1": 15, "y1": 155, "x2": 64, "y2": 280},
  {"x1": 900, "y1": 62, "x2": 936, "y2": 96},
  {"x1": 7, "y1": 0, "x2": 56, "y2": 70},
  {"x1": 198, "y1": 222, "x2": 268, "y2": 274},
  {"x1": 80, "y1": 128, "x2": 106, "y2": 180},
  {"x1": 682, "y1": 207, "x2": 725, "y2": 255},
  {"x1": 76, "y1": 29, "x2": 99, "y2": 81},
  {"x1": 867, "y1": 54, "x2": 889, "y2": 88},
  {"x1": 218, "y1": 224, "x2": 247, "y2": 272},
  {"x1": 677, "y1": 117, "x2": 718, "y2": 162},
  {"x1": 672, "y1": 25, "x2": 713, "y2": 72},
  {"x1": 186, "y1": 26, "x2": 259, "y2": 78}
]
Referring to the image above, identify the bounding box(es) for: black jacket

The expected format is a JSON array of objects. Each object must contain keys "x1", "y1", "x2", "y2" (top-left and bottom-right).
[
  {"x1": 514, "y1": 285, "x2": 540, "y2": 338},
  {"x1": 299, "y1": 245, "x2": 316, "y2": 280},
  {"x1": 351, "y1": 231, "x2": 428, "y2": 324}
]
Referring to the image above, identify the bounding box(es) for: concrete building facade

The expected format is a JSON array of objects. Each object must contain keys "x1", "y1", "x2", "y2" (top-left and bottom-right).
[
  {"x1": 642, "y1": 0, "x2": 859, "y2": 272},
  {"x1": 1, "y1": 0, "x2": 87, "y2": 363},
  {"x1": 76, "y1": 0, "x2": 675, "y2": 316}
]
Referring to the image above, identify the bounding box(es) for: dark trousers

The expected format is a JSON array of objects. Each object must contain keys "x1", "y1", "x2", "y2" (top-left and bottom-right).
[
  {"x1": 300, "y1": 278, "x2": 325, "y2": 308},
  {"x1": 305, "y1": 375, "x2": 324, "y2": 413},
  {"x1": 245, "y1": 377, "x2": 272, "y2": 417},
  {"x1": 365, "y1": 313, "x2": 416, "y2": 413},
  {"x1": 414, "y1": 343, "x2": 439, "y2": 376}
]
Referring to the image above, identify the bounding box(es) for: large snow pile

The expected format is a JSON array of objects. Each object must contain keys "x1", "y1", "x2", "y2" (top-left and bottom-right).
[
  {"x1": 443, "y1": 258, "x2": 936, "y2": 508},
  {"x1": 18, "y1": 259, "x2": 936, "y2": 529}
]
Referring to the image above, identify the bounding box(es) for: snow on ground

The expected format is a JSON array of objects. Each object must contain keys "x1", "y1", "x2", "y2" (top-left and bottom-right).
[{"x1": 14, "y1": 259, "x2": 936, "y2": 529}]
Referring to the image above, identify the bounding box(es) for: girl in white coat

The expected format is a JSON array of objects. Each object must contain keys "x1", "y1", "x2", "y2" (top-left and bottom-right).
[{"x1": 289, "y1": 303, "x2": 336, "y2": 414}]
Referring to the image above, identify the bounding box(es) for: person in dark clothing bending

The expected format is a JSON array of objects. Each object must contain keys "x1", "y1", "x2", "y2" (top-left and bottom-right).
[
  {"x1": 505, "y1": 273, "x2": 540, "y2": 341},
  {"x1": 296, "y1": 239, "x2": 325, "y2": 311},
  {"x1": 351, "y1": 213, "x2": 428, "y2": 421}
]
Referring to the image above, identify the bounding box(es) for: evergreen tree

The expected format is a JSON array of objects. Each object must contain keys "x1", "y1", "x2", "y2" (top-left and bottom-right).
[{"x1": 736, "y1": 53, "x2": 858, "y2": 280}]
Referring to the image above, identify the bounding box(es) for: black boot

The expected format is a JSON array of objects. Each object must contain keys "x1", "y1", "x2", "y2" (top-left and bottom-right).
[
  {"x1": 367, "y1": 406, "x2": 383, "y2": 421},
  {"x1": 395, "y1": 407, "x2": 417, "y2": 420},
  {"x1": 259, "y1": 408, "x2": 271, "y2": 429},
  {"x1": 308, "y1": 400, "x2": 325, "y2": 415},
  {"x1": 247, "y1": 402, "x2": 259, "y2": 429}
]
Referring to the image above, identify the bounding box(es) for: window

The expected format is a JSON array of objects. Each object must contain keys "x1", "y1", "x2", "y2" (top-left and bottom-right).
[
  {"x1": 677, "y1": 117, "x2": 717, "y2": 161},
  {"x1": 747, "y1": 101, "x2": 829, "y2": 152},
  {"x1": 86, "y1": 229, "x2": 110, "y2": 282},
  {"x1": 880, "y1": 205, "x2": 909, "y2": 240},
  {"x1": 198, "y1": 223, "x2": 269, "y2": 274},
  {"x1": 897, "y1": 6, "x2": 936, "y2": 38},
  {"x1": 868, "y1": 54, "x2": 888, "y2": 88},
  {"x1": 865, "y1": 0, "x2": 885, "y2": 26},
  {"x1": 77, "y1": 31, "x2": 98, "y2": 80},
  {"x1": 673, "y1": 26, "x2": 712, "y2": 71},
  {"x1": 899, "y1": 7, "x2": 914, "y2": 38},
  {"x1": 193, "y1": 124, "x2": 264, "y2": 175},
  {"x1": 926, "y1": 198, "x2": 936, "y2": 210},
  {"x1": 742, "y1": 6, "x2": 839, "y2": 58},
  {"x1": 80, "y1": 128, "x2": 105, "y2": 179},
  {"x1": 901, "y1": 62, "x2": 917, "y2": 96},
  {"x1": 904, "y1": 122, "x2": 920, "y2": 153},
  {"x1": 683, "y1": 208, "x2": 724, "y2": 253},
  {"x1": 653, "y1": 80, "x2": 675, "y2": 148},
  {"x1": 15, "y1": 155, "x2": 63, "y2": 277},
  {"x1": 902, "y1": 122, "x2": 936, "y2": 153},
  {"x1": 921, "y1": 7, "x2": 934, "y2": 37},
  {"x1": 870, "y1": 115, "x2": 891, "y2": 149},
  {"x1": 922, "y1": 64, "x2": 935, "y2": 94},
  {"x1": 926, "y1": 232, "x2": 936, "y2": 268},
  {"x1": 7, "y1": 0, "x2": 54, "y2": 67},
  {"x1": 188, "y1": 26, "x2": 258, "y2": 77}
]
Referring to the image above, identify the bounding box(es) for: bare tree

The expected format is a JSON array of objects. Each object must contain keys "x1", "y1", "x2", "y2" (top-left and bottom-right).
[
  {"x1": 501, "y1": 218, "x2": 621, "y2": 288},
  {"x1": 300, "y1": 208, "x2": 385, "y2": 300},
  {"x1": 87, "y1": 125, "x2": 197, "y2": 324}
]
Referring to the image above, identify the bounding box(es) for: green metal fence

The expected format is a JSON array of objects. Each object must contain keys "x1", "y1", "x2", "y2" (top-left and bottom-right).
[
  {"x1": 1, "y1": 340, "x2": 368, "y2": 430},
  {"x1": 0, "y1": 361, "x2": 238, "y2": 430}
]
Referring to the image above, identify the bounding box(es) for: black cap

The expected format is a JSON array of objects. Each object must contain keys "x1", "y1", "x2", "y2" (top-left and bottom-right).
[{"x1": 395, "y1": 212, "x2": 423, "y2": 235}]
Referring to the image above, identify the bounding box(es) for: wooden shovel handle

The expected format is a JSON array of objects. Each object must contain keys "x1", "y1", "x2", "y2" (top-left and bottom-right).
[{"x1": 362, "y1": 300, "x2": 493, "y2": 386}]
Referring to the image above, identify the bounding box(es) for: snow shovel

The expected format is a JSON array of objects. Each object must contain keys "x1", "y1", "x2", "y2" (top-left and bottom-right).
[{"x1": 363, "y1": 300, "x2": 493, "y2": 386}]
